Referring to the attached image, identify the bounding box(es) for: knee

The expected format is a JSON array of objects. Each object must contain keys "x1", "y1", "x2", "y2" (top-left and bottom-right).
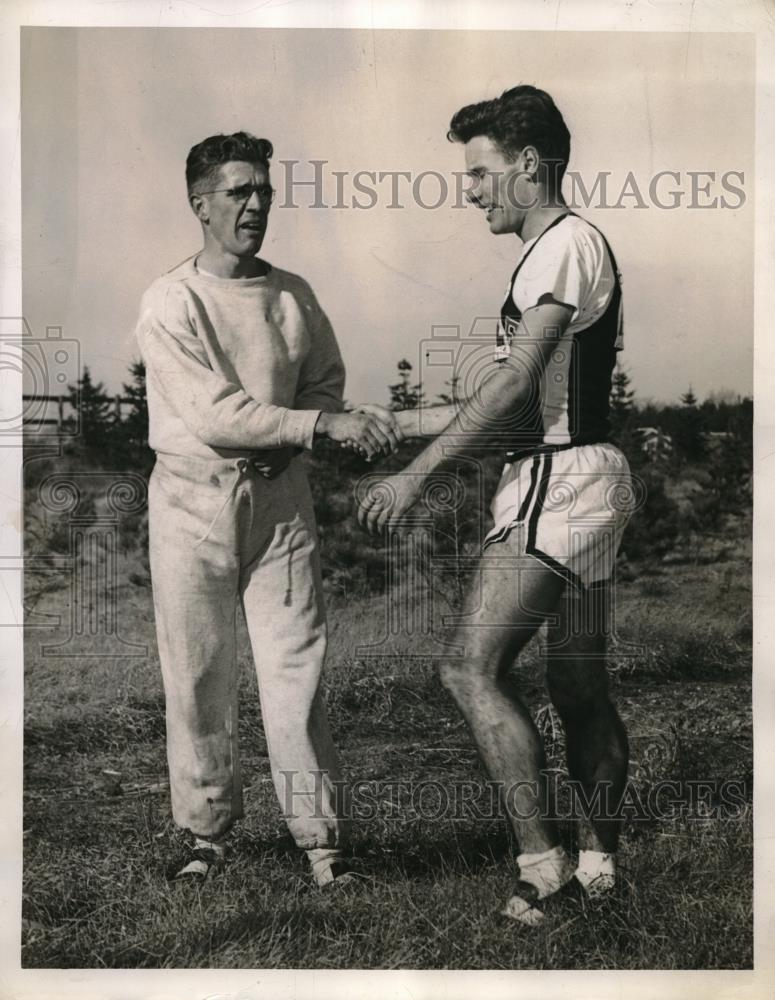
[
  {"x1": 439, "y1": 657, "x2": 489, "y2": 704},
  {"x1": 439, "y1": 659, "x2": 468, "y2": 699},
  {"x1": 440, "y1": 647, "x2": 515, "y2": 707},
  {"x1": 546, "y1": 659, "x2": 610, "y2": 721}
]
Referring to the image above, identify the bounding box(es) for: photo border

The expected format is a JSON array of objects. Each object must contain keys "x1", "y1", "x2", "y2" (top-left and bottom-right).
[{"x1": 1, "y1": 1, "x2": 772, "y2": 997}]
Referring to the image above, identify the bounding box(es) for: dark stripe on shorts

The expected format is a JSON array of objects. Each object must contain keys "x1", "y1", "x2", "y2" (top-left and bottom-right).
[
  {"x1": 523, "y1": 453, "x2": 583, "y2": 588},
  {"x1": 516, "y1": 455, "x2": 541, "y2": 522},
  {"x1": 482, "y1": 454, "x2": 542, "y2": 552},
  {"x1": 527, "y1": 453, "x2": 553, "y2": 552},
  {"x1": 527, "y1": 546, "x2": 584, "y2": 591},
  {"x1": 482, "y1": 524, "x2": 513, "y2": 550},
  {"x1": 483, "y1": 445, "x2": 620, "y2": 589}
]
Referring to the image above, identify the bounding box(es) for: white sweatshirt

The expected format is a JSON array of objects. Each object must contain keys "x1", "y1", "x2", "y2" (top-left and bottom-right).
[{"x1": 135, "y1": 257, "x2": 345, "y2": 459}]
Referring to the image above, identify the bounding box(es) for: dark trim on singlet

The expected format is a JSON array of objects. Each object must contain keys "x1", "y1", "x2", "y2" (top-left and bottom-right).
[{"x1": 497, "y1": 211, "x2": 622, "y2": 459}]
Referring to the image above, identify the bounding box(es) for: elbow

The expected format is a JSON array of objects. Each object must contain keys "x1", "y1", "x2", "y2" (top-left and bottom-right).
[
  {"x1": 190, "y1": 419, "x2": 232, "y2": 449},
  {"x1": 184, "y1": 401, "x2": 244, "y2": 449},
  {"x1": 193, "y1": 426, "x2": 228, "y2": 448},
  {"x1": 191, "y1": 412, "x2": 259, "y2": 449}
]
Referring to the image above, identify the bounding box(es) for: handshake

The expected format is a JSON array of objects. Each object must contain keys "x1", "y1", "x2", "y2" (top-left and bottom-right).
[
  {"x1": 315, "y1": 404, "x2": 404, "y2": 462},
  {"x1": 251, "y1": 405, "x2": 408, "y2": 481}
]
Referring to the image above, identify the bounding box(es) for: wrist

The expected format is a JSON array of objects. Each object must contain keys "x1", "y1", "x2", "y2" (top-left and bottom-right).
[
  {"x1": 314, "y1": 411, "x2": 333, "y2": 438},
  {"x1": 396, "y1": 409, "x2": 422, "y2": 437}
]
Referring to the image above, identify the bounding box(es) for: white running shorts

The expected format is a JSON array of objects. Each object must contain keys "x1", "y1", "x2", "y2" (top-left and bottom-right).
[{"x1": 483, "y1": 442, "x2": 635, "y2": 589}]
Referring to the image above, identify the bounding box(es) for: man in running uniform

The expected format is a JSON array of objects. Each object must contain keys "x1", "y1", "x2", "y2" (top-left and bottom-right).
[
  {"x1": 136, "y1": 131, "x2": 400, "y2": 887},
  {"x1": 358, "y1": 86, "x2": 632, "y2": 923}
]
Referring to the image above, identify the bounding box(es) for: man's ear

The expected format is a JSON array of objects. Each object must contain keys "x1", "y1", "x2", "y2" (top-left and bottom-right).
[
  {"x1": 189, "y1": 192, "x2": 209, "y2": 224},
  {"x1": 520, "y1": 146, "x2": 540, "y2": 182}
]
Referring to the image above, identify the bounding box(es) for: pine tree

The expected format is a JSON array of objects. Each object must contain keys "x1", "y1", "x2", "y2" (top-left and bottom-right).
[
  {"x1": 672, "y1": 387, "x2": 707, "y2": 462},
  {"x1": 118, "y1": 359, "x2": 153, "y2": 472},
  {"x1": 608, "y1": 364, "x2": 640, "y2": 458},
  {"x1": 710, "y1": 395, "x2": 753, "y2": 519},
  {"x1": 437, "y1": 375, "x2": 461, "y2": 406},
  {"x1": 609, "y1": 365, "x2": 635, "y2": 430},
  {"x1": 388, "y1": 359, "x2": 425, "y2": 410},
  {"x1": 69, "y1": 365, "x2": 114, "y2": 454}
]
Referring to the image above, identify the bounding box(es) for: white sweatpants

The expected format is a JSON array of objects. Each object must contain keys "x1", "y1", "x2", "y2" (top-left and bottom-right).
[{"x1": 148, "y1": 451, "x2": 347, "y2": 848}]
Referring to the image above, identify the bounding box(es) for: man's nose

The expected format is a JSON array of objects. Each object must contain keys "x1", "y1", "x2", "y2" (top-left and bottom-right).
[
  {"x1": 464, "y1": 177, "x2": 484, "y2": 206},
  {"x1": 245, "y1": 187, "x2": 263, "y2": 210}
]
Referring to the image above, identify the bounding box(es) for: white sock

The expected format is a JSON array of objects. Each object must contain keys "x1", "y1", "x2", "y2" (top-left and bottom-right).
[
  {"x1": 502, "y1": 845, "x2": 574, "y2": 925},
  {"x1": 175, "y1": 835, "x2": 226, "y2": 879},
  {"x1": 575, "y1": 849, "x2": 616, "y2": 896},
  {"x1": 518, "y1": 845, "x2": 574, "y2": 896},
  {"x1": 306, "y1": 847, "x2": 345, "y2": 886},
  {"x1": 194, "y1": 836, "x2": 226, "y2": 859}
]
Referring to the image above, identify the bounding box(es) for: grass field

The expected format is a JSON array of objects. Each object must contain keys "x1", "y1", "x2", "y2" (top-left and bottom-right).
[{"x1": 22, "y1": 496, "x2": 752, "y2": 970}]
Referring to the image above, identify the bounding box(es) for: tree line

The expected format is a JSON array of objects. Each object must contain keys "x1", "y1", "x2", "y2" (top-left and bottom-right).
[{"x1": 63, "y1": 358, "x2": 752, "y2": 562}]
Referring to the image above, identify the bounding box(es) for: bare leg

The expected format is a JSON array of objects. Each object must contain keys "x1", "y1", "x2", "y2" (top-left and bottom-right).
[
  {"x1": 439, "y1": 536, "x2": 566, "y2": 853},
  {"x1": 544, "y1": 583, "x2": 629, "y2": 853}
]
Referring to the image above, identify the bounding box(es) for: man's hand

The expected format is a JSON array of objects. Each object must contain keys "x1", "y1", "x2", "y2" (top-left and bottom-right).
[
  {"x1": 355, "y1": 403, "x2": 457, "y2": 441},
  {"x1": 352, "y1": 403, "x2": 396, "y2": 423},
  {"x1": 345, "y1": 404, "x2": 406, "y2": 458},
  {"x1": 357, "y1": 473, "x2": 423, "y2": 534},
  {"x1": 316, "y1": 410, "x2": 402, "y2": 461}
]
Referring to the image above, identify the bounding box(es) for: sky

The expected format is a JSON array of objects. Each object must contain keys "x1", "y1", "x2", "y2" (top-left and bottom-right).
[{"x1": 20, "y1": 26, "x2": 754, "y2": 407}]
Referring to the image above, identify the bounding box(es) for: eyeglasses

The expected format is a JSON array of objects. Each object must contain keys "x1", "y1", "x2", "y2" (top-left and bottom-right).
[{"x1": 197, "y1": 183, "x2": 276, "y2": 206}]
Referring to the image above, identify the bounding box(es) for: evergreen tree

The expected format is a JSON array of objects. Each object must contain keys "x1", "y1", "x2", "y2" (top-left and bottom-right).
[
  {"x1": 437, "y1": 375, "x2": 461, "y2": 406},
  {"x1": 388, "y1": 359, "x2": 425, "y2": 410},
  {"x1": 671, "y1": 386, "x2": 707, "y2": 462},
  {"x1": 709, "y1": 395, "x2": 753, "y2": 520},
  {"x1": 69, "y1": 365, "x2": 114, "y2": 454},
  {"x1": 609, "y1": 365, "x2": 636, "y2": 434},
  {"x1": 608, "y1": 364, "x2": 643, "y2": 461},
  {"x1": 117, "y1": 359, "x2": 153, "y2": 472}
]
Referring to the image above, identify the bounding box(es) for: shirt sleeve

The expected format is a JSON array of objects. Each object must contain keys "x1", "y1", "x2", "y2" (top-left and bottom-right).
[
  {"x1": 513, "y1": 225, "x2": 603, "y2": 324},
  {"x1": 135, "y1": 281, "x2": 321, "y2": 450},
  {"x1": 293, "y1": 292, "x2": 346, "y2": 414}
]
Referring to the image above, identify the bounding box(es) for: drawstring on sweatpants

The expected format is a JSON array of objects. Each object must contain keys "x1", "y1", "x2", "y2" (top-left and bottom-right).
[
  {"x1": 193, "y1": 459, "x2": 250, "y2": 548},
  {"x1": 192, "y1": 459, "x2": 296, "y2": 607},
  {"x1": 284, "y1": 548, "x2": 293, "y2": 606}
]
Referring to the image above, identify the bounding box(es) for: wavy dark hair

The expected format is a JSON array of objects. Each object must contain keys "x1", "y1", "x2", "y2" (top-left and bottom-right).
[
  {"x1": 448, "y1": 86, "x2": 571, "y2": 184},
  {"x1": 186, "y1": 132, "x2": 273, "y2": 193}
]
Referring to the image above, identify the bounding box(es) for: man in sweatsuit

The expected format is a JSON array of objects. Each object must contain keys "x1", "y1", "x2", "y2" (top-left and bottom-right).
[{"x1": 135, "y1": 131, "x2": 399, "y2": 885}]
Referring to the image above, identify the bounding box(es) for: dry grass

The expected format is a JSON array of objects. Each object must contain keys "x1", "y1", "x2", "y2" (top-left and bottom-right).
[{"x1": 21, "y1": 500, "x2": 752, "y2": 969}]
